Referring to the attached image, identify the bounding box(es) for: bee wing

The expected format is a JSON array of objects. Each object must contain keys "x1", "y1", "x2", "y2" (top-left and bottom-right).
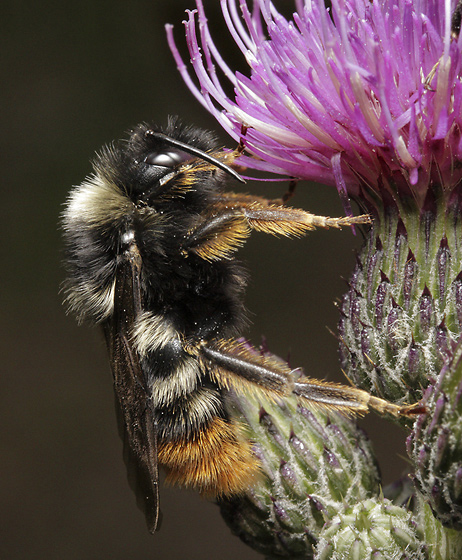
[{"x1": 104, "y1": 243, "x2": 161, "y2": 533}]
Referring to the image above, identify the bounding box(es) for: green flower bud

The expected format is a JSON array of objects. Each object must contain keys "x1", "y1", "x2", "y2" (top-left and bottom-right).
[
  {"x1": 314, "y1": 497, "x2": 427, "y2": 560},
  {"x1": 220, "y1": 388, "x2": 381, "y2": 559},
  {"x1": 408, "y1": 340, "x2": 462, "y2": 529},
  {"x1": 413, "y1": 495, "x2": 462, "y2": 560},
  {"x1": 338, "y1": 208, "x2": 462, "y2": 413}
]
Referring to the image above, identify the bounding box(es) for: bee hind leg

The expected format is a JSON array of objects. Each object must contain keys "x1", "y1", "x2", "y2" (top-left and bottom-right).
[{"x1": 199, "y1": 339, "x2": 424, "y2": 417}]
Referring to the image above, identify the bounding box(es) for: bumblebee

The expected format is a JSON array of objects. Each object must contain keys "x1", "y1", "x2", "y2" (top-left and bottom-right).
[{"x1": 62, "y1": 117, "x2": 419, "y2": 532}]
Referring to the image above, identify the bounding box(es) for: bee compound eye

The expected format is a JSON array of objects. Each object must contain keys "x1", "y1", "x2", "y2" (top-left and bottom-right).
[{"x1": 143, "y1": 149, "x2": 189, "y2": 168}]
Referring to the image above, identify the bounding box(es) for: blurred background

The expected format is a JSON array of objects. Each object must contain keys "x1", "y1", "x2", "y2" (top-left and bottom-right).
[{"x1": 2, "y1": 1, "x2": 409, "y2": 558}]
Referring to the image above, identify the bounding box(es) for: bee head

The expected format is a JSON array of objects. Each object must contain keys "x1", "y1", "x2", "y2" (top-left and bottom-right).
[{"x1": 94, "y1": 118, "x2": 244, "y2": 204}]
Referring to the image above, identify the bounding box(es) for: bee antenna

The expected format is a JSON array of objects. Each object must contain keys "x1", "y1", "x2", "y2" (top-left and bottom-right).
[{"x1": 146, "y1": 130, "x2": 245, "y2": 184}]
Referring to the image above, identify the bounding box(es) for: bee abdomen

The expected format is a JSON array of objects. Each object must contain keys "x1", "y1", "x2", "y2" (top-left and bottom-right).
[{"x1": 158, "y1": 416, "x2": 261, "y2": 497}]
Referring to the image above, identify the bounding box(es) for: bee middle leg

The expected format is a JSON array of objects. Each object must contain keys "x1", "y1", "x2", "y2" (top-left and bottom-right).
[{"x1": 215, "y1": 192, "x2": 371, "y2": 236}]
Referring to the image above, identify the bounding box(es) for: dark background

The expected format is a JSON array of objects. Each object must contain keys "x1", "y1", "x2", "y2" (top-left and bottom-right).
[{"x1": 2, "y1": 2, "x2": 408, "y2": 558}]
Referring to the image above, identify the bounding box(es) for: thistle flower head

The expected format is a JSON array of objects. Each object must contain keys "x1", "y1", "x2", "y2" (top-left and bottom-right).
[
  {"x1": 168, "y1": 0, "x2": 462, "y2": 213},
  {"x1": 167, "y1": 1, "x2": 462, "y2": 556}
]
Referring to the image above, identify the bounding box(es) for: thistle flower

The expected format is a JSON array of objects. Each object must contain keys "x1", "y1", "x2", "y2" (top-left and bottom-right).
[
  {"x1": 167, "y1": 0, "x2": 462, "y2": 212},
  {"x1": 168, "y1": 0, "x2": 462, "y2": 557},
  {"x1": 168, "y1": 0, "x2": 462, "y2": 402}
]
